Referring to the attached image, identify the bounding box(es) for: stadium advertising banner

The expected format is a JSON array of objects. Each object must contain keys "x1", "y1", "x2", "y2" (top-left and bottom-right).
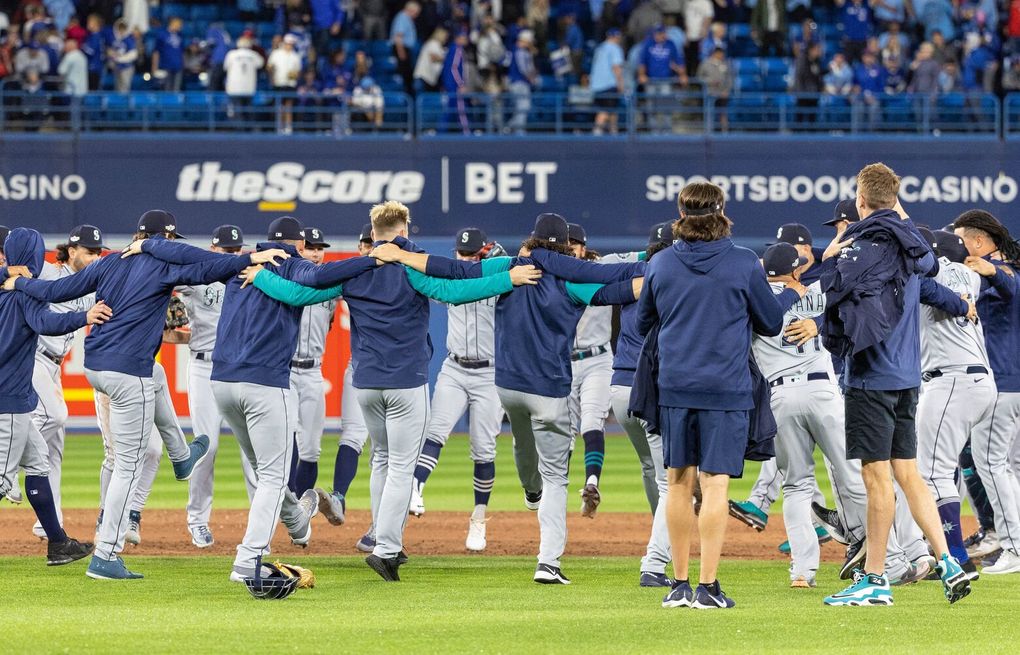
[{"x1": 2, "y1": 137, "x2": 1019, "y2": 238}]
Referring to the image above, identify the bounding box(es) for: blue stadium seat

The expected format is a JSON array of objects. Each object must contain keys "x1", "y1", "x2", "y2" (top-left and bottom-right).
[
  {"x1": 936, "y1": 93, "x2": 966, "y2": 124},
  {"x1": 734, "y1": 58, "x2": 761, "y2": 75},
  {"x1": 762, "y1": 58, "x2": 789, "y2": 75},
  {"x1": 224, "y1": 21, "x2": 245, "y2": 37},
  {"x1": 191, "y1": 5, "x2": 220, "y2": 22},
  {"x1": 729, "y1": 23, "x2": 752, "y2": 40},
  {"x1": 369, "y1": 40, "x2": 392, "y2": 59},
  {"x1": 256, "y1": 22, "x2": 278, "y2": 40},
  {"x1": 736, "y1": 73, "x2": 763, "y2": 93},
  {"x1": 163, "y1": 3, "x2": 188, "y2": 20},
  {"x1": 881, "y1": 94, "x2": 913, "y2": 124},
  {"x1": 763, "y1": 73, "x2": 788, "y2": 92}
]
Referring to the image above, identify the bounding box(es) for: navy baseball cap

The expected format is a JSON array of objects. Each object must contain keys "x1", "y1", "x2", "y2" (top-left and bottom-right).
[
  {"x1": 211, "y1": 224, "x2": 246, "y2": 248},
  {"x1": 359, "y1": 223, "x2": 373, "y2": 242},
  {"x1": 606, "y1": 28, "x2": 621, "y2": 38},
  {"x1": 933, "y1": 230, "x2": 968, "y2": 264},
  {"x1": 772, "y1": 223, "x2": 812, "y2": 246},
  {"x1": 455, "y1": 227, "x2": 487, "y2": 253},
  {"x1": 267, "y1": 216, "x2": 303, "y2": 241},
  {"x1": 567, "y1": 223, "x2": 587, "y2": 245},
  {"x1": 917, "y1": 226, "x2": 936, "y2": 250},
  {"x1": 824, "y1": 199, "x2": 860, "y2": 227},
  {"x1": 0, "y1": 225, "x2": 9, "y2": 251},
  {"x1": 302, "y1": 227, "x2": 331, "y2": 247},
  {"x1": 763, "y1": 243, "x2": 807, "y2": 277},
  {"x1": 648, "y1": 221, "x2": 673, "y2": 247},
  {"x1": 138, "y1": 209, "x2": 184, "y2": 238},
  {"x1": 68, "y1": 224, "x2": 106, "y2": 249},
  {"x1": 532, "y1": 213, "x2": 569, "y2": 244}
]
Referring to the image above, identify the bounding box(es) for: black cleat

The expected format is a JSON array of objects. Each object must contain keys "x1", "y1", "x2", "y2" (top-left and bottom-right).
[
  {"x1": 840, "y1": 539, "x2": 867, "y2": 580},
  {"x1": 811, "y1": 502, "x2": 850, "y2": 545},
  {"x1": 47, "y1": 537, "x2": 94, "y2": 566},
  {"x1": 524, "y1": 490, "x2": 542, "y2": 511},
  {"x1": 534, "y1": 563, "x2": 571, "y2": 585},
  {"x1": 366, "y1": 554, "x2": 402, "y2": 582}
]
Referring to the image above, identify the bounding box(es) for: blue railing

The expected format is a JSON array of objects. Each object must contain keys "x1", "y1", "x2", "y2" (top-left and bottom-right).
[{"x1": 0, "y1": 88, "x2": 1012, "y2": 138}]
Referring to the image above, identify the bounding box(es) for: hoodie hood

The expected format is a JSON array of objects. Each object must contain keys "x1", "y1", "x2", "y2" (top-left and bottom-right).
[
  {"x1": 3, "y1": 227, "x2": 45, "y2": 276},
  {"x1": 672, "y1": 238, "x2": 734, "y2": 274}
]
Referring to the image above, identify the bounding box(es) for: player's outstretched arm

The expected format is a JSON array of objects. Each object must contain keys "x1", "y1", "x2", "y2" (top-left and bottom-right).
[
  {"x1": 251, "y1": 268, "x2": 343, "y2": 306},
  {"x1": 168, "y1": 251, "x2": 255, "y2": 287},
  {"x1": 286, "y1": 255, "x2": 378, "y2": 289},
  {"x1": 967, "y1": 256, "x2": 1017, "y2": 301},
  {"x1": 528, "y1": 248, "x2": 644, "y2": 284},
  {"x1": 404, "y1": 264, "x2": 538, "y2": 305},
  {"x1": 748, "y1": 266, "x2": 787, "y2": 337},
  {"x1": 13, "y1": 257, "x2": 105, "y2": 303},
  {"x1": 22, "y1": 297, "x2": 110, "y2": 336},
  {"x1": 565, "y1": 278, "x2": 640, "y2": 307},
  {"x1": 919, "y1": 278, "x2": 970, "y2": 317}
]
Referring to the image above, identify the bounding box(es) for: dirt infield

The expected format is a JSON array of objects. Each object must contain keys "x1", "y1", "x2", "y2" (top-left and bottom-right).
[{"x1": 0, "y1": 507, "x2": 929, "y2": 561}]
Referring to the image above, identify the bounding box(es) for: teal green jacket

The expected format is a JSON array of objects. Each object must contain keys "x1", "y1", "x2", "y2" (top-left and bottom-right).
[{"x1": 476, "y1": 256, "x2": 610, "y2": 305}]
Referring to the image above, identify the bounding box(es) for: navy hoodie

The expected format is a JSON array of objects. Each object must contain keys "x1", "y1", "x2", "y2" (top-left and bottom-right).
[
  {"x1": 15, "y1": 235, "x2": 253, "y2": 378},
  {"x1": 1, "y1": 229, "x2": 90, "y2": 413},
  {"x1": 975, "y1": 259, "x2": 1020, "y2": 391},
  {"x1": 426, "y1": 248, "x2": 641, "y2": 397},
  {"x1": 637, "y1": 239, "x2": 793, "y2": 410},
  {"x1": 140, "y1": 238, "x2": 376, "y2": 389}
]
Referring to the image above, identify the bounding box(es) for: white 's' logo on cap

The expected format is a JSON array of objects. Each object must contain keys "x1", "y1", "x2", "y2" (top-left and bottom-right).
[
  {"x1": 776, "y1": 228, "x2": 783, "y2": 239},
  {"x1": 93, "y1": 229, "x2": 100, "y2": 241}
]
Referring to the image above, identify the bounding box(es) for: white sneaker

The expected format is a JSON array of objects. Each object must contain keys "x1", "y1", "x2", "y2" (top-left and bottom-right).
[
  {"x1": 6, "y1": 480, "x2": 22, "y2": 504},
  {"x1": 32, "y1": 522, "x2": 48, "y2": 541},
  {"x1": 190, "y1": 525, "x2": 215, "y2": 548},
  {"x1": 409, "y1": 483, "x2": 425, "y2": 517},
  {"x1": 968, "y1": 530, "x2": 1001, "y2": 559},
  {"x1": 466, "y1": 516, "x2": 488, "y2": 552},
  {"x1": 983, "y1": 549, "x2": 1020, "y2": 575},
  {"x1": 124, "y1": 511, "x2": 142, "y2": 546}
]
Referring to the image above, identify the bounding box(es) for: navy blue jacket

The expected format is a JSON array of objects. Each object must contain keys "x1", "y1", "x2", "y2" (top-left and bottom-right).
[
  {"x1": 15, "y1": 235, "x2": 251, "y2": 378},
  {"x1": 427, "y1": 248, "x2": 641, "y2": 397},
  {"x1": 822, "y1": 213, "x2": 938, "y2": 390},
  {"x1": 976, "y1": 259, "x2": 1020, "y2": 391},
  {"x1": 800, "y1": 247, "x2": 835, "y2": 285},
  {"x1": 637, "y1": 238, "x2": 793, "y2": 410},
  {"x1": 612, "y1": 299, "x2": 643, "y2": 387},
  {"x1": 0, "y1": 229, "x2": 90, "y2": 414}
]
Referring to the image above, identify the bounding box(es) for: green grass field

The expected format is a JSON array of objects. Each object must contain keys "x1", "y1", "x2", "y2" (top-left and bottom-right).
[{"x1": 4, "y1": 434, "x2": 1008, "y2": 655}]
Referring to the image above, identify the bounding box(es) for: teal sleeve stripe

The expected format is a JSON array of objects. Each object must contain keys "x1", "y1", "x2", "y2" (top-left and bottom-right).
[
  {"x1": 405, "y1": 266, "x2": 513, "y2": 305},
  {"x1": 480, "y1": 257, "x2": 513, "y2": 275},
  {"x1": 253, "y1": 270, "x2": 343, "y2": 306},
  {"x1": 565, "y1": 281, "x2": 603, "y2": 305}
]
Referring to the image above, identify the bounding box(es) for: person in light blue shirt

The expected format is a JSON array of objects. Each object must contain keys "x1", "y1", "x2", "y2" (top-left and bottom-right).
[
  {"x1": 919, "y1": 0, "x2": 956, "y2": 41},
  {"x1": 590, "y1": 28, "x2": 625, "y2": 134},
  {"x1": 391, "y1": 2, "x2": 421, "y2": 95},
  {"x1": 872, "y1": 0, "x2": 906, "y2": 25}
]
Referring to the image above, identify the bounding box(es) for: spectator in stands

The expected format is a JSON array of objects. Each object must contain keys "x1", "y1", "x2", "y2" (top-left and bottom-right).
[
  {"x1": 309, "y1": 0, "x2": 344, "y2": 61},
  {"x1": 121, "y1": 0, "x2": 147, "y2": 34},
  {"x1": 699, "y1": 22, "x2": 726, "y2": 61},
  {"x1": 1009, "y1": 3, "x2": 1020, "y2": 53},
  {"x1": 878, "y1": 21, "x2": 909, "y2": 58},
  {"x1": 528, "y1": 0, "x2": 550, "y2": 49},
  {"x1": 296, "y1": 68, "x2": 324, "y2": 128},
  {"x1": 558, "y1": 12, "x2": 585, "y2": 77},
  {"x1": 824, "y1": 51, "x2": 854, "y2": 96},
  {"x1": 929, "y1": 29, "x2": 957, "y2": 64},
  {"x1": 627, "y1": 0, "x2": 663, "y2": 46},
  {"x1": 591, "y1": 27, "x2": 625, "y2": 134},
  {"x1": 391, "y1": 1, "x2": 421, "y2": 96},
  {"x1": 152, "y1": 17, "x2": 185, "y2": 92},
  {"x1": 938, "y1": 60, "x2": 961, "y2": 92},
  {"x1": 18, "y1": 69, "x2": 49, "y2": 129},
  {"x1": 508, "y1": 29, "x2": 538, "y2": 134},
  {"x1": 639, "y1": 24, "x2": 687, "y2": 133},
  {"x1": 853, "y1": 49, "x2": 884, "y2": 126},
  {"x1": 43, "y1": 0, "x2": 75, "y2": 33},
  {"x1": 323, "y1": 49, "x2": 352, "y2": 89},
  {"x1": 837, "y1": 0, "x2": 873, "y2": 62},
  {"x1": 268, "y1": 34, "x2": 303, "y2": 134},
  {"x1": 959, "y1": 0, "x2": 998, "y2": 34},
  {"x1": 14, "y1": 40, "x2": 49, "y2": 78},
  {"x1": 919, "y1": 0, "x2": 955, "y2": 41},
  {"x1": 352, "y1": 49, "x2": 373, "y2": 83},
  {"x1": 65, "y1": 16, "x2": 86, "y2": 43},
  {"x1": 278, "y1": 0, "x2": 313, "y2": 36},
  {"x1": 82, "y1": 14, "x2": 106, "y2": 90},
  {"x1": 57, "y1": 37, "x2": 86, "y2": 96},
  {"x1": 683, "y1": 0, "x2": 713, "y2": 75},
  {"x1": 697, "y1": 47, "x2": 732, "y2": 131},
  {"x1": 751, "y1": 0, "x2": 787, "y2": 57},
  {"x1": 414, "y1": 26, "x2": 448, "y2": 93},
  {"x1": 907, "y1": 42, "x2": 941, "y2": 94},
  {"x1": 871, "y1": 0, "x2": 908, "y2": 30},
  {"x1": 793, "y1": 41, "x2": 824, "y2": 121},
  {"x1": 663, "y1": 15, "x2": 686, "y2": 52},
  {"x1": 0, "y1": 31, "x2": 14, "y2": 82},
  {"x1": 184, "y1": 38, "x2": 206, "y2": 86},
  {"x1": 1002, "y1": 55, "x2": 1020, "y2": 92},
  {"x1": 792, "y1": 19, "x2": 818, "y2": 57},
  {"x1": 597, "y1": 0, "x2": 629, "y2": 39},
  {"x1": 351, "y1": 75, "x2": 385, "y2": 126},
  {"x1": 883, "y1": 55, "x2": 905, "y2": 92},
  {"x1": 962, "y1": 31, "x2": 998, "y2": 93},
  {"x1": 360, "y1": 0, "x2": 388, "y2": 41},
  {"x1": 439, "y1": 28, "x2": 469, "y2": 134},
  {"x1": 788, "y1": 0, "x2": 812, "y2": 23},
  {"x1": 206, "y1": 23, "x2": 233, "y2": 91},
  {"x1": 473, "y1": 16, "x2": 506, "y2": 94},
  {"x1": 224, "y1": 35, "x2": 265, "y2": 125}
]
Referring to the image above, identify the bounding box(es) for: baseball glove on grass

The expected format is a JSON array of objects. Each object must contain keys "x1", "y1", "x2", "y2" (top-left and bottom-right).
[{"x1": 273, "y1": 561, "x2": 315, "y2": 589}]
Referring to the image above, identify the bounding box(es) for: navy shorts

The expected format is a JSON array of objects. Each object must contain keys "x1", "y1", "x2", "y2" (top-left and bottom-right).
[
  {"x1": 659, "y1": 406, "x2": 749, "y2": 477},
  {"x1": 845, "y1": 386, "x2": 918, "y2": 461}
]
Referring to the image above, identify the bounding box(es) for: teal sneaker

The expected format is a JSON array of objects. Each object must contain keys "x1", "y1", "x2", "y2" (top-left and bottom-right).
[
  {"x1": 824, "y1": 570, "x2": 893, "y2": 606},
  {"x1": 779, "y1": 526, "x2": 832, "y2": 555},
  {"x1": 728, "y1": 500, "x2": 768, "y2": 531},
  {"x1": 937, "y1": 553, "x2": 972, "y2": 604}
]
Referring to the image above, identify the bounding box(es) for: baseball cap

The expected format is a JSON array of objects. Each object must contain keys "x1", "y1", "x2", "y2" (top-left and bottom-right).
[
  {"x1": 606, "y1": 28, "x2": 622, "y2": 38},
  {"x1": 302, "y1": 227, "x2": 331, "y2": 248},
  {"x1": 68, "y1": 224, "x2": 106, "y2": 249},
  {"x1": 531, "y1": 213, "x2": 569, "y2": 244},
  {"x1": 454, "y1": 227, "x2": 487, "y2": 253},
  {"x1": 267, "y1": 216, "x2": 303, "y2": 241},
  {"x1": 0, "y1": 225, "x2": 9, "y2": 251},
  {"x1": 567, "y1": 222, "x2": 587, "y2": 245},
  {"x1": 916, "y1": 226, "x2": 936, "y2": 251},
  {"x1": 648, "y1": 221, "x2": 673, "y2": 247},
  {"x1": 653, "y1": 23, "x2": 666, "y2": 34},
  {"x1": 763, "y1": 243, "x2": 807, "y2": 277},
  {"x1": 283, "y1": 33, "x2": 298, "y2": 45},
  {"x1": 137, "y1": 209, "x2": 185, "y2": 238},
  {"x1": 823, "y1": 199, "x2": 860, "y2": 227},
  {"x1": 211, "y1": 224, "x2": 247, "y2": 248},
  {"x1": 771, "y1": 223, "x2": 812, "y2": 246},
  {"x1": 358, "y1": 223, "x2": 373, "y2": 243},
  {"x1": 933, "y1": 230, "x2": 968, "y2": 264}
]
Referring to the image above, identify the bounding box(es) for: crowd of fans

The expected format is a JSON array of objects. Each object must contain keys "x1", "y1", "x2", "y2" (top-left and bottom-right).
[{"x1": 0, "y1": 0, "x2": 1018, "y2": 131}]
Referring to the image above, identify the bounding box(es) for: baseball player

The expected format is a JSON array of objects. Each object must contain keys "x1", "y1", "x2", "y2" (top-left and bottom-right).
[
  {"x1": 914, "y1": 229, "x2": 990, "y2": 578},
  {"x1": 409, "y1": 227, "x2": 506, "y2": 551},
  {"x1": 179, "y1": 225, "x2": 253, "y2": 548},
  {"x1": 27, "y1": 225, "x2": 105, "y2": 539},
  {"x1": 289, "y1": 227, "x2": 338, "y2": 497},
  {"x1": 0, "y1": 227, "x2": 103, "y2": 566},
  {"x1": 566, "y1": 222, "x2": 615, "y2": 518},
  {"x1": 953, "y1": 210, "x2": 1020, "y2": 574},
  {"x1": 377, "y1": 213, "x2": 643, "y2": 584},
  {"x1": 0, "y1": 225, "x2": 23, "y2": 507},
  {"x1": 12, "y1": 210, "x2": 268, "y2": 580}
]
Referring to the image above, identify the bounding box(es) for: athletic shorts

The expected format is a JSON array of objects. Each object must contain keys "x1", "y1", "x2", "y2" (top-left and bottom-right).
[
  {"x1": 594, "y1": 91, "x2": 620, "y2": 109},
  {"x1": 659, "y1": 406, "x2": 749, "y2": 477},
  {"x1": 844, "y1": 386, "x2": 919, "y2": 461}
]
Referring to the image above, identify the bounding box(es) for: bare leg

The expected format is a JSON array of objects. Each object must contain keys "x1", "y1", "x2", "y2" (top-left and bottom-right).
[
  {"x1": 861, "y1": 460, "x2": 896, "y2": 574},
  {"x1": 666, "y1": 465, "x2": 697, "y2": 581},
  {"x1": 891, "y1": 458, "x2": 950, "y2": 556},
  {"x1": 697, "y1": 471, "x2": 730, "y2": 584}
]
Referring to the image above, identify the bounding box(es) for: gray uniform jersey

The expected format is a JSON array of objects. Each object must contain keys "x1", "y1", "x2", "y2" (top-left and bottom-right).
[
  {"x1": 37, "y1": 262, "x2": 95, "y2": 357},
  {"x1": 295, "y1": 299, "x2": 338, "y2": 360},
  {"x1": 446, "y1": 296, "x2": 496, "y2": 360},
  {"x1": 920, "y1": 259, "x2": 989, "y2": 371},
  {"x1": 751, "y1": 281, "x2": 833, "y2": 381},
  {"x1": 572, "y1": 252, "x2": 636, "y2": 350},
  {"x1": 178, "y1": 283, "x2": 226, "y2": 353}
]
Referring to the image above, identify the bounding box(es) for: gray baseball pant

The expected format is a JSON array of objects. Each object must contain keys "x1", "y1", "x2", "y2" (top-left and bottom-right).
[
  {"x1": 213, "y1": 380, "x2": 306, "y2": 571},
  {"x1": 30, "y1": 352, "x2": 68, "y2": 523},
  {"x1": 94, "y1": 390, "x2": 161, "y2": 513},
  {"x1": 339, "y1": 363, "x2": 370, "y2": 453},
  {"x1": 569, "y1": 353, "x2": 614, "y2": 435},
  {"x1": 358, "y1": 385, "x2": 430, "y2": 559},
  {"x1": 1, "y1": 413, "x2": 50, "y2": 501},
  {"x1": 292, "y1": 365, "x2": 326, "y2": 464},
  {"x1": 973, "y1": 391, "x2": 1020, "y2": 553},
  {"x1": 427, "y1": 361, "x2": 501, "y2": 462},
  {"x1": 499, "y1": 387, "x2": 574, "y2": 568},
  {"x1": 611, "y1": 385, "x2": 670, "y2": 575}
]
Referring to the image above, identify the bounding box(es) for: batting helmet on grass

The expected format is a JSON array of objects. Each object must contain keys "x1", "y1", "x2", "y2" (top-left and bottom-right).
[{"x1": 244, "y1": 558, "x2": 299, "y2": 600}]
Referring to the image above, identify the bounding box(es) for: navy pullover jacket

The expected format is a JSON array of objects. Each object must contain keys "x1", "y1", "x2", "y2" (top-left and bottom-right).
[
  {"x1": 15, "y1": 235, "x2": 252, "y2": 378},
  {"x1": 1, "y1": 229, "x2": 90, "y2": 414},
  {"x1": 426, "y1": 247, "x2": 642, "y2": 397},
  {"x1": 637, "y1": 238, "x2": 793, "y2": 410},
  {"x1": 975, "y1": 259, "x2": 1020, "y2": 391},
  {"x1": 140, "y1": 238, "x2": 375, "y2": 389}
]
